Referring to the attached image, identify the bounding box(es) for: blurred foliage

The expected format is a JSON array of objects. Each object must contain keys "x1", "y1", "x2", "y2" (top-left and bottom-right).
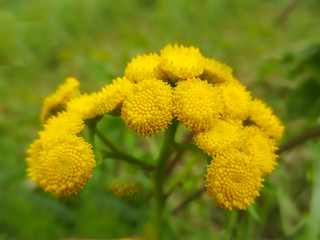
[{"x1": 0, "y1": 0, "x2": 320, "y2": 239}]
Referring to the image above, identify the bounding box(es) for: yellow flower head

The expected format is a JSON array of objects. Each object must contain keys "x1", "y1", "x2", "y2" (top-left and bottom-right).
[
  {"x1": 241, "y1": 126, "x2": 278, "y2": 176},
  {"x1": 174, "y1": 77, "x2": 223, "y2": 132},
  {"x1": 124, "y1": 53, "x2": 167, "y2": 83},
  {"x1": 194, "y1": 120, "x2": 244, "y2": 156},
  {"x1": 108, "y1": 182, "x2": 141, "y2": 200},
  {"x1": 67, "y1": 92, "x2": 103, "y2": 120},
  {"x1": 216, "y1": 80, "x2": 252, "y2": 121},
  {"x1": 98, "y1": 77, "x2": 134, "y2": 115},
  {"x1": 121, "y1": 78, "x2": 174, "y2": 137},
  {"x1": 39, "y1": 111, "x2": 85, "y2": 148},
  {"x1": 249, "y1": 98, "x2": 284, "y2": 140},
  {"x1": 41, "y1": 77, "x2": 80, "y2": 123},
  {"x1": 160, "y1": 44, "x2": 205, "y2": 80},
  {"x1": 202, "y1": 58, "x2": 235, "y2": 83},
  {"x1": 28, "y1": 135, "x2": 96, "y2": 197},
  {"x1": 26, "y1": 139, "x2": 44, "y2": 174},
  {"x1": 205, "y1": 149, "x2": 264, "y2": 210}
]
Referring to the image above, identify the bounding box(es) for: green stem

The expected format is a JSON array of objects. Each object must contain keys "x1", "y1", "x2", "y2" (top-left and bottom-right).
[
  {"x1": 87, "y1": 119, "x2": 97, "y2": 148},
  {"x1": 226, "y1": 211, "x2": 238, "y2": 240},
  {"x1": 96, "y1": 129, "x2": 119, "y2": 152},
  {"x1": 101, "y1": 150, "x2": 155, "y2": 171},
  {"x1": 173, "y1": 142, "x2": 211, "y2": 161},
  {"x1": 153, "y1": 119, "x2": 179, "y2": 239}
]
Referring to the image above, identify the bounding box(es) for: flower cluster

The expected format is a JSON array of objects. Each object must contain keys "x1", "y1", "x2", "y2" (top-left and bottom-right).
[
  {"x1": 26, "y1": 44, "x2": 284, "y2": 210},
  {"x1": 122, "y1": 44, "x2": 284, "y2": 210}
]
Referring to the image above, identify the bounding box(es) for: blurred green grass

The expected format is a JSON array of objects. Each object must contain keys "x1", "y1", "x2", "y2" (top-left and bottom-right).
[{"x1": 1, "y1": 0, "x2": 320, "y2": 239}]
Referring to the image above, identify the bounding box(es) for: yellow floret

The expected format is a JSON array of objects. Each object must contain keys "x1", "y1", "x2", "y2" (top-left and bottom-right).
[
  {"x1": 160, "y1": 44, "x2": 205, "y2": 81},
  {"x1": 194, "y1": 120, "x2": 244, "y2": 156},
  {"x1": 66, "y1": 92, "x2": 103, "y2": 120},
  {"x1": 215, "y1": 80, "x2": 252, "y2": 121},
  {"x1": 26, "y1": 139, "x2": 44, "y2": 176},
  {"x1": 205, "y1": 149, "x2": 264, "y2": 210},
  {"x1": 98, "y1": 77, "x2": 134, "y2": 115},
  {"x1": 174, "y1": 77, "x2": 223, "y2": 132},
  {"x1": 241, "y1": 126, "x2": 278, "y2": 176},
  {"x1": 27, "y1": 135, "x2": 96, "y2": 197},
  {"x1": 39, "y1": 111, "x2": 85, "y2": 146},
  {"x1": 41, "y1": 77, "x2": 80, "y2": 123},
  {"x1": 108, "y1": 182, "x2": 141, "y2": 200},
  {"x1": 124, "y1": 53, "x2": 167, "y2": 83},
  {"x1": 249, "y1": 98, "x2": 284, "y2": 140},
  {"x1": 202, "y1": 58, "x2": 236, "y2": 83},
  {"x1": 121, "y1": 78, "x2": 174, "y2": 137}
]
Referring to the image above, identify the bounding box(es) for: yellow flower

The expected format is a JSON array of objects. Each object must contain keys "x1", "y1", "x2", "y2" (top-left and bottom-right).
[
  {"x1": 205, "y1": 149, "x2": 264, "y2": 210},
  {"x1": 39, "y1": 111, "x2": 85, "y2": 146},
  {"x1": 215, "y1": 80, "x2": 252, "y2": 121},
  {"x1": 249, "y1": 98, "x2": 284, "y2": 140},
  {"x1": 202, "y1": 58, "x2": 236, "y2": 83},
  {"x1": 26, "y1": 139, "x2": 44, "y2": 177},
  {"x1": 124, "y1": 53, "x2": 167, "y2": 83},
  {"x1": 108, "y1": 182, "x2": 141, "y2": 199},
  {"x1": 98, "y1": 77, "x2": 134, "y2": 115},
  {"x1": 174, "y1": 77, "x2": 223, "y2": 132},
  {"x1": 160, "y1": 44, "x2": 205, "y2": 80},
  {"x1": 27, "y1": 135, "x2": 96, "y2": 197},
  {"x1": 66, "y1": 92, "x2": 103, "y2": 120},
  {"x1": 121, "y1": 78, "x2": 174, "y2": 137},
  {"x1": 241, "y1": 126, "x2": 278, "y2": 176},
  {"x1": 41, "y1": 77, "x2": 80, "y2": 123},
  {"x1": 194, "y1": 120, "x2": 244, "y2": 156}
]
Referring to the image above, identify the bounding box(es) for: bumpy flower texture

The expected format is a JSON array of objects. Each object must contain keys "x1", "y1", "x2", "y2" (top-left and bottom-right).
[{"x1": 26, "y1": 44, "x2": 284, "y2": 208}]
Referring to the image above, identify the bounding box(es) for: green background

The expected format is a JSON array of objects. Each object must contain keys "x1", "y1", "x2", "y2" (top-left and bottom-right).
[{"x1": 1, "y1": 0, "x2": 320, "y2": 239}]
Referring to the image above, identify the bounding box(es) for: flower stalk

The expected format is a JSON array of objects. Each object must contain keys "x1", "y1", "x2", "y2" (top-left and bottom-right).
[{"x1": 153, "y1": 119, "x2": 179, "y2": 239}]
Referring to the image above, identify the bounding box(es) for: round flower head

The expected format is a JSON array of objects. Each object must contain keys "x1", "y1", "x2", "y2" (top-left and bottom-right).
[
  {"x1": 160, "y1": 44, "x2": 205, "y2": 81},
  {"x1": 241, "y1": 126, "x2": 278, "y2": 176},
  {"x1": 174, "y1": 77, "x2": 223, "y2": 132},
  {"x1": 41, "y1": 77, "x2": 80, "y2": 123},
  {"x1": 205, "y1": 149, "x2": 264, "y2": 210},
  {"x1": 108, "y1": 181, "x2": 141, "y2": 200},
  {"x1": 194, "y1": 120, "x2": 244, "y2": 156},
  {"x1": 26, "y1": 139, "x2": 44, "y2": 179},
  {"x1": 202, "y1": 58, "x2": 235, "y2": 83},
  {"x1": 67, "y1": 92, "x2": 103, "y2": 120},
  {"x1": 121, "y1": 78, "x2": 174, "y2": 137},
  {"x1": 248, "y1": 98, "x2": 284, "y2": 140},
  {"x1": 215, "y1": 80, "x2": 252, "y2": 121},
  {"x1": 98, "y1": 77, "x2": 134, "y2": 115},
  {"x1": 29, "y1": 135, "x2": 96, "y2": 197},
  {"x1": 39, "y1": 111, "x2": 85, "y2": 147},
  {"x1": 124, "y1": 53, "x2": 167, "y2": 83}
]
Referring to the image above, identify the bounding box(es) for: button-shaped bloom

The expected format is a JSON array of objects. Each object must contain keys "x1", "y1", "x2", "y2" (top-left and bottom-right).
[
  {"x1": 27, "y1": 135, "x2": 96, "y2": 197},
  {"x1": 174, "y1": 77, "x2": 223, "y2": 132},
  {"x1": 240, "y1": 126, "x2": 278, "y2": 176},
  {"x1": 194, "y1": 120, "x2": 244, "y2": 156},
  {"x1": 41, "y1": 77, "x2": 80, "y2": 123},
  {"x1": 160, "y1": 44, "x2": 205, "y2": 80},
  {"x1": 67, "y1": 92, "x2": 103, "y2": 120},
  {"x1": 98, "y1": 77, "x2": 134, "y2": 115},
  {"x1": 215, "y1": 80, "x2": 252, "y2": 121},
  {"x1": 205, "y1": 149, "x2": 264, "y2": 210},
  {"x1": 202, "y1": 58, "x2": 235, "y2": 83},
  {"x1": 39, "y1": 111, "x2": 84, "y2": 145},
  {"x1": 249, "y1": 98, "x2": 284, "y2": 140},
  {"x1": 121, "y1": 78, "x2": 174, "y2": 137},
  {"x1": 125, "y1": 53, "x2": 167, "y2": 83}
]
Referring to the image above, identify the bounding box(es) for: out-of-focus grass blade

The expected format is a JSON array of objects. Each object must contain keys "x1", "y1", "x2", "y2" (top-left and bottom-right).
[
  {"x1": 247, "y1": 204, "x2": 261, "y2": 222},
  {"x1": 277, "y1": 187, "x2": 300, "y2": 234},
  {"x1": 304, "y1": 143, "x2": 320, "y2": 240}
]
